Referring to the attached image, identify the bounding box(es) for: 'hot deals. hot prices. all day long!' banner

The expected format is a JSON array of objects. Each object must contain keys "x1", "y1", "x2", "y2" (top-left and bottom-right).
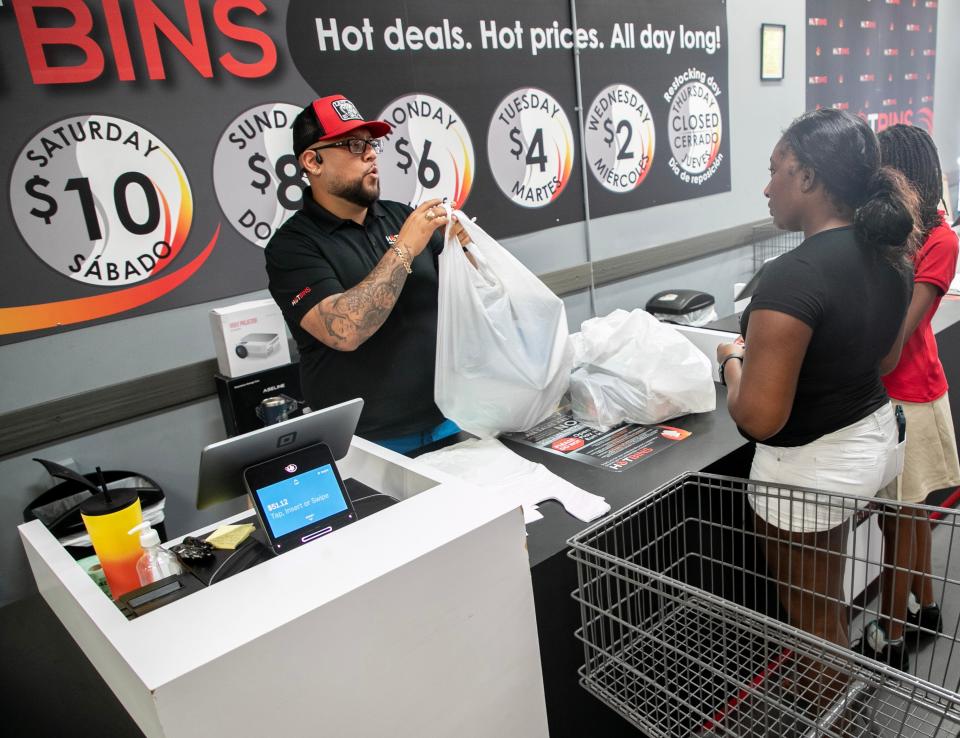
[{"x1": 0, "y1": 0, "x2": 729, "y2": 345}]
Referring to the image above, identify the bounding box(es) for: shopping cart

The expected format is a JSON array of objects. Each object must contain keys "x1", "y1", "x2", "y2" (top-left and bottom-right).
[{"x1": 568, "y1": 472, "x2": 960, "y2": 737}]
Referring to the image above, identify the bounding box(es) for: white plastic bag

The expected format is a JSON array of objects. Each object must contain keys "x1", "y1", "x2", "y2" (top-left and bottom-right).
[
  {"x1": 569, "y1": 308, "x2": 715, "y2": 429},
  {"x1": 435, "y1": 209, "x2": 573, "y2": 437}
]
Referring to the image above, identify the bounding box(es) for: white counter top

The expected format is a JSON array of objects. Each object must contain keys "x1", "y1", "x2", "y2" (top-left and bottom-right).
[{"x1": 19, "y1": 437, "x2": 549, "y2": 738}]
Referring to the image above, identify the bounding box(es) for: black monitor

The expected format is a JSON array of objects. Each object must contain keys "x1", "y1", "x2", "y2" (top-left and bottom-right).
[{"x1": 196, "y1": 398, "x2": 363, "y2": 510}]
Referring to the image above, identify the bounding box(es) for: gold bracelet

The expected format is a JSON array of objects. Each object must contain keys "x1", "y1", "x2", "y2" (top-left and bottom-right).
[{"x1": 392, "y1": 243, "x2": 412, "y2": 274}]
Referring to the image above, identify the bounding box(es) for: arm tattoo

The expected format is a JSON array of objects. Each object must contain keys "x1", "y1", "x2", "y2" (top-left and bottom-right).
[{"x1": 312, "y1": 251, "x2": 410, "y2": 350}]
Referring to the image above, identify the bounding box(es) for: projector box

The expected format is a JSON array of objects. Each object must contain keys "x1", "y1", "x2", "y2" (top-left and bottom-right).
[{"x1": 209, "y1": 299, "x2": 291, "y2": 378}]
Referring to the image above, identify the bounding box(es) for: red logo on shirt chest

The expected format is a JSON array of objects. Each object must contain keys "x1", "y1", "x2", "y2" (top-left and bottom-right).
[
  {"x1": 291, "y1": 286, "x2": 311, "y2": 306},
  {"x1": 386, "y1": 234, "x2": 399, "y2": 246}
]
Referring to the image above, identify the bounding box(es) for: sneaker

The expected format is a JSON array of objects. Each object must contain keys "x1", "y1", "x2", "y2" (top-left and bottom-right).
[
  {"x1": 852, "y1": 621, "x2": 910, "y2": 671},
  {"x1": 905, "y1": 594, "x2": 943, "y2": 637}
]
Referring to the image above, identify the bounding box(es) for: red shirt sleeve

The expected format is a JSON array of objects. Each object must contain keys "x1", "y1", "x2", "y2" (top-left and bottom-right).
[{"x1": 914, "y1": 217, "x2": 959, "y2": 293}]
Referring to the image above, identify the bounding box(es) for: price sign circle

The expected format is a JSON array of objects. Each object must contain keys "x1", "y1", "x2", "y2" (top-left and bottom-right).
[
  {"x1": 377, "y1": 93, "x2": 474, "y2": 208},
  {"x1": 487, "y1": 87, "x2": 575, "y2": 209},
  {"x1": 584, "y1": 84, "x2": 655, "y2": 193},
  {"x1": 10, "y1": 114, "x2": 192, "y2": 286},
  {"x1": 667, "y1": 80, "x2": 723, "y2": 176},
  {"x1": 213, "y1": 102, "x2": 304, "y2": 249}
]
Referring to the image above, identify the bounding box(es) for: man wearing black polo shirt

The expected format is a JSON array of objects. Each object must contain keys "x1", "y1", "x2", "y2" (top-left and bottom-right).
[{"x1": 265, "y1": 95, "x2": 469, "y2": 453}]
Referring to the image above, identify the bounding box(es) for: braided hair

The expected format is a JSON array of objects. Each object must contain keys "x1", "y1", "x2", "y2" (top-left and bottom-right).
[
  {"x1": 781, "y1": 109, "x2": 919, "y2": 268},
  {"x1": 878, "y1": 124, "x2": 944, "y2": 241}
]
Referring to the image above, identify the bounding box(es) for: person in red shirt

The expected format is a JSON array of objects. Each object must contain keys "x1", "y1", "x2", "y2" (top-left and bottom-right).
[{"x1": 856, "y1": 124, "x2": 960, "y2": 670}]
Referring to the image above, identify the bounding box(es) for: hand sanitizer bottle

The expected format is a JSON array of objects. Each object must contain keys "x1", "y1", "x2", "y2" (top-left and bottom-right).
[{"x1": 128, "y1": 522, "x2": 184, "y2": 586}]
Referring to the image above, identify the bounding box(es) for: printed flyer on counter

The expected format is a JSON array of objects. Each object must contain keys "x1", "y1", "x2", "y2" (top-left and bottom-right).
[{"x1": 504, "y1": 411, "x2": 692, "y2": 472}]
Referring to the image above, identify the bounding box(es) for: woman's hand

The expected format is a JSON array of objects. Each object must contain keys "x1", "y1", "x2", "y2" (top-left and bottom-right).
[{"x1": 717, "y1": 336, "x2": 745, "y2": 363}]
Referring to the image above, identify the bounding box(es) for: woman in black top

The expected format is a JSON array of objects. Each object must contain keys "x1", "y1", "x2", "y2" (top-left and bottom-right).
[{"x1": 716, "y1": 110, "x2": 918, "y2": 694}]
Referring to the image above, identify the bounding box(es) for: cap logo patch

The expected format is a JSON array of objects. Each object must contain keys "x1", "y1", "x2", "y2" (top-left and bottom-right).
[{"x1": 332, "y1": 99, "x2": 362, "y2": 122}]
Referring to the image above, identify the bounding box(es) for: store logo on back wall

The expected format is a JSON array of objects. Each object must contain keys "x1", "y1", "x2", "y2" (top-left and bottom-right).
[
  {"x1": 863, "y1": 106, "x2": 934, "y2": 133},
  {"x1": 663, "y1": 68, "x2": 724, "y2": 186},
  {"x1": 10, "y1": 0, "x2": 278, "y2": 84}
]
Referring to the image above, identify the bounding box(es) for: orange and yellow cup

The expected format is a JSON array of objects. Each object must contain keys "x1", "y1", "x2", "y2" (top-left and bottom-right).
[{"x1": 80, "y1": 490, "x2": 143, "y2": 599}]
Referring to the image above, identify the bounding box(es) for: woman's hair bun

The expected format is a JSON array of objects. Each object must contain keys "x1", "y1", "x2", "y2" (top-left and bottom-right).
[{"x1": 854, "y1": 166, "x2": 916, "y2": 250}]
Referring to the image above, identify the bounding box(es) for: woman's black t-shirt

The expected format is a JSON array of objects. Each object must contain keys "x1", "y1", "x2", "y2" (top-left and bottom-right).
[{"x1": 740, "y1": 226, "x2": 912, "y2": 447}]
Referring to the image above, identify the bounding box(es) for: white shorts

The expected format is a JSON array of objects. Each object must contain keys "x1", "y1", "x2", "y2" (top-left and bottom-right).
[{"x1": 749, "y1": 403, "x2": 899, "y2": 533}]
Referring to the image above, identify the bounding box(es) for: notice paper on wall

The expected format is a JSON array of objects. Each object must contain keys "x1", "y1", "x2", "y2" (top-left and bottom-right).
[{"x1": 502, "y1": 410, "x2": 693, "y2": 472}]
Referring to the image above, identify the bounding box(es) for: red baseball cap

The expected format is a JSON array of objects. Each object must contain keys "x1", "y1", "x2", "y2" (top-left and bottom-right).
[{"x1": 293, "y1": 95, "x2": 391, "y2": 156}]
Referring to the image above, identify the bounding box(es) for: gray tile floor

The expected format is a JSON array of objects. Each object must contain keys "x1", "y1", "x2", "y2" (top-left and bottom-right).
[{"x1": 848, "y1": 520, "x2": 960, "y2": 737}]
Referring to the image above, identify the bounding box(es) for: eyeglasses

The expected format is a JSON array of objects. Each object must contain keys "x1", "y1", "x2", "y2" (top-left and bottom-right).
[{"x1": 308, "y1": 137, "x2": 384, "y2": 156}]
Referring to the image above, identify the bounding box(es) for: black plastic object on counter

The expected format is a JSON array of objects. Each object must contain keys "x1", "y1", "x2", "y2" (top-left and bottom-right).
[
  {"x1": 117, "y1": 572, "x2": 206, "y2": 619},
  {"x1": 645, "y1": 289, "x2": 715, "y2": 321},
  {"x1": 25, "y1": 460, "x2": 165, "y2": 560}
]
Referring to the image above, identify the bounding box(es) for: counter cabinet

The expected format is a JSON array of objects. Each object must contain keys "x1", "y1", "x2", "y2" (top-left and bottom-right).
[{"x1": 19, "y1": 437, "x2": 549, "y2": 738}]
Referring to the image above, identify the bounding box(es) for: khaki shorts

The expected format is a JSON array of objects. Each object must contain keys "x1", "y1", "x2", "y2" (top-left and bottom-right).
[{"x1": 876, "y1": 393, "x2": 960, "y2": 503}]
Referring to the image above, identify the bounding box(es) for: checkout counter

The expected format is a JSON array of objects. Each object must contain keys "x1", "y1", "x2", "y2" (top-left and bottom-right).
[
  {"x1": 16, "y1": 298, "x2": 960, "y2": 738},
  {"x1": 19, "y1": 437, "x2": 549, "y2": 738}
]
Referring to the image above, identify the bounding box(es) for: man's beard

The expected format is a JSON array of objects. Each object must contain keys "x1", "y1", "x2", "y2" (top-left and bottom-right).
[{"x1": 331, "y1": 175, "x2": 379, "y2": 208}]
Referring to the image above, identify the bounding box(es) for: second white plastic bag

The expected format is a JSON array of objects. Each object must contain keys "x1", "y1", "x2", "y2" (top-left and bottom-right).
[
  {"x1": 435, "y1": 209, "x2": 572, "y2": 437},
  {"x1": 569, "y1": 308, "x2": 716, "y2": 429}
]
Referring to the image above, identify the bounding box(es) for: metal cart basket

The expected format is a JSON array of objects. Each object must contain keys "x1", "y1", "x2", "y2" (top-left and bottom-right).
[{"x1": 568, "y1": 472, "x2": 960, "y2": 737}]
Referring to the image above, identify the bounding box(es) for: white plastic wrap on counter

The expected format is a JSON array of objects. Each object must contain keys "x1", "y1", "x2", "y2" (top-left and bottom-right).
[{"x1": 417, "y1": 439, "x2": 610, "y2": 524}]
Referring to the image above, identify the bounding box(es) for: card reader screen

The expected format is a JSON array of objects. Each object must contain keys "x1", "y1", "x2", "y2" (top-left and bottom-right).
[{"x1": 253, "y1": 465, "x2": 348, "y2": 539}]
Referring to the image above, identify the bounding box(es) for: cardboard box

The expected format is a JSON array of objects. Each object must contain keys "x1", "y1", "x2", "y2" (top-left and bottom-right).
[{"x1": 209, "y1": 299, "x2": 291, "y2": 378}]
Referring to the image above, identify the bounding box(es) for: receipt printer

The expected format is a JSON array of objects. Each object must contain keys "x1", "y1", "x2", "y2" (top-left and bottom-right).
[{"x1": 645, "y1": 289, "x2": 717, "y2": 327}]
